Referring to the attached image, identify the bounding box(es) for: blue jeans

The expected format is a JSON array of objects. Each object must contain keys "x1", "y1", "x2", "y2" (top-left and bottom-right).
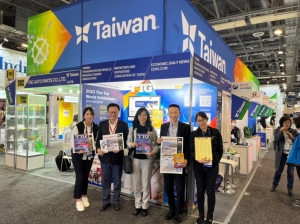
[
  {"x1": 101, "y1": 163, "x2": 123, "y2": 204},
  {"x1": 272, "y1": 153, "x2": 295, "y2": 190}
]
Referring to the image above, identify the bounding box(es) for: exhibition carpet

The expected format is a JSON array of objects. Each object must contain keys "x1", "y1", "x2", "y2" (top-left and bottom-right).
[{"x1": 229, "y1": 144, "x2": 300, "y2": 224}]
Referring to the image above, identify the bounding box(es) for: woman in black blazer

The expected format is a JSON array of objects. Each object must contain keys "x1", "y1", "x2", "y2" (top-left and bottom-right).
[{"x1": 71, "y1": 107, "x2": 99, "y2": 212}]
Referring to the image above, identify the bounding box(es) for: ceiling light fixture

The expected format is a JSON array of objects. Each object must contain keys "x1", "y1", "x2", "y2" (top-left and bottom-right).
[
  {"x1": 267, "y1": 81, "x2": 270, "y2": 84},
  {"x1": 281, "y1": 72, "x2": 285, "y2": 75},
  {"x1": 69, "y1": 90, "x2": 73, "y2": 93},
  {"x1": 253, "y1": 32, "x2": 264, "y2": 38},
  {"x1": 282, "y1": 78, "x2": 285, "y2": 80},
  {"x1": 280, "y1": 63, "x2": 284, "y2": 67},
  {"x1": 21, "y1": 43, "x2": 28, "y2": 48},
  {"x1": 278, "y1": 50, "x2": 283, "y2": 54},
  {"x1": 274, "y1": 29, "x2": 283, "y2": 35},
  {"x1": 4, "y1": 38, "x2": 8, "y2": 42},
  {"x1": 58, "y1": 88, "x2": 62, "y2": 91}
]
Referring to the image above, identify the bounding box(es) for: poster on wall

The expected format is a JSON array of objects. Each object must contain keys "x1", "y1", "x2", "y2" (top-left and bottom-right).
[
  {"x1": 58, "y1": 101, "x2": 73, "y2": 138},
  {"x1": 5, "y1": 69, "x2": 16, "y2": 105},
  {"x1": 82, "y1": 84, "x2": 124, "y2": 125},
  {"x1": 231, "y1": 82, "x2": 252, "y2": 120}
]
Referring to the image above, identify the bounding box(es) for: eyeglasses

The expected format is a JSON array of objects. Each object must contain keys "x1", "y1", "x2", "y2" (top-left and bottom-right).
[
  {"x1": 108, "y1": 111, "x2": 119, "y2": 115},
  {"x1": 197, "y1": 119, "x2": 207, "y2": 123}
]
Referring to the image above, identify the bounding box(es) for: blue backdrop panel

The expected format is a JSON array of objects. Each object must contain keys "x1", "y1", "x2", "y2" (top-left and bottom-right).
[
  {"x1": 82, "y1": 84, "x2": 124, "y2": 125},
  {"x1": 82, "y1": 0, "x2": 164, "y2": 65},
  {"x1": 82, "y1": 53, "x2": 191, "y2": 83},
  {"x1": 165, "y1": 0, "x2": 236, "y2": 81}
]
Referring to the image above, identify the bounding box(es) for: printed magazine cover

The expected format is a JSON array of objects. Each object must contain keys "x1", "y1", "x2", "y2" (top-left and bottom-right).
[
  {"x1": 160, "y1": 137, "x2": 183, "y2": 174},
  {"x1": 173, "y1": 153, "x2": 184, "y2": 168},
  {"x1": 103, "y1": 133, "x2": 124, "y2": 152},
  {"x1": 74, "y1": 134, "x2": 89, "y2": 153},
  {"x1": 136, "y1": 133, "x2": 151, "y2": 154}
]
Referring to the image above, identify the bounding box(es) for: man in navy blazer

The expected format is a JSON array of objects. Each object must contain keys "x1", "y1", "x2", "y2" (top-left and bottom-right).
[
  {"x1": 96, "y1": 103, "x2": 128, "y2": 212},
  {"x1": 157, "y1": 104, "x2": 190, "y2": 223}
]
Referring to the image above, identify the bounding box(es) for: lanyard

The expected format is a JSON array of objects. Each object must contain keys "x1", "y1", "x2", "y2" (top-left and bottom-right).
[
  {"x1": 201, "y1": 127, "x2": 210, "y2": 137},
  {"x1": 84, "y1": 122, "x2": 93, "y2": 134},
  {"x1": 109, "y1": 122, "x2": 118, "y2": 134}
]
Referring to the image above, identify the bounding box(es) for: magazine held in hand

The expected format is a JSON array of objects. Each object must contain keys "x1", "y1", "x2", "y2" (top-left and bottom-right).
[
  {"x1": 160, "y1": 137, "x2": 183, "y2": 174},
  {"x1": 101, "y1": 133, "x2": 124, "y2": 153},
  {"x1": 73, "y1": 134, "x2": 94, "y2": 153},
  {"x1": 136, "y1": 133, "x2": 151, "y2": 154}
]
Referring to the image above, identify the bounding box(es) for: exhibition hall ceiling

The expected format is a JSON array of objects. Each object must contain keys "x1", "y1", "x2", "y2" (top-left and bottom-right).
[{"x1": 0, "y1": 0, "x2": 299, "y2": 97}]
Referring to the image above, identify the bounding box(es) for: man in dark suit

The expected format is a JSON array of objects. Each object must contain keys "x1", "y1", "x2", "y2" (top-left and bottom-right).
[
  {"x1": 157, "y1": 104, "x2": 190, "y2": 223},
  {"x1": 96, "y1": 103, "x2": 128, "y2": 212}
]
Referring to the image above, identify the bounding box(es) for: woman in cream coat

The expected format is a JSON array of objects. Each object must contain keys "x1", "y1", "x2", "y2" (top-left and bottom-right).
[{"x1": 127, "y1": 107, "x2": 158, "y2": 217}]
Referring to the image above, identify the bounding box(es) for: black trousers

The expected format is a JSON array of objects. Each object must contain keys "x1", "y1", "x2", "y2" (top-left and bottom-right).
[
  {"x1": 194, "y1": 163, "x2": 219, "y2": 219},
  {"x1": 72, "y1": 155, "x2": 93, "y2": 199},
  {"x1": 164, "y1": 172, "x2": 185, "y2": 215}
]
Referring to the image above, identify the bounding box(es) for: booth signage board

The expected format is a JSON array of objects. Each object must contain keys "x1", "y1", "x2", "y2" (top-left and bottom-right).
[
  {"x1": 258, "y1": 105, "x2": 266, "y2": 117},
  {"x1": 256, "y1": 132, "x2": 267, "y2": 148},
  {"x1": 5, "y1": 69, "x2": 16, "y2": 105},
  {"x1": 17, "y1": 70, "x2": 80, "y2": 88},
  {"x1": 165, "y1": 0, "x2": 259, "y2": 89},
  {"x1": 252, "y1": 91, "x2": 264, "y2": 104},
  {"x1": 193, "y1": 54, "x2": 231, "y2": 92},
  {"x1": 231, "y1": 82, "x2": 252, "y2": 120},
  {"x1": 27, "y1": 0, "x2": 164, "y2": 76},
  {"x1": 82, "y1": 53, "x2": 190, "y2": 83},
  {"x1": 248, "y1": 101, "x2": 262, "y2": 118}
]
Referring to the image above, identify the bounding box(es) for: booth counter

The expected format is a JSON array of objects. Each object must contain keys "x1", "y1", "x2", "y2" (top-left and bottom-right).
[
  {"x1": 256, "y1": 132, "x2": 267, "y2": 148},
  {"x1": 247, "y1": 136, "x2": 261, "y2": 161},
  {"x1": 232, "y1": 143, "x2": 253, "y2": 175},
  {"x1": 265, "y1": 128, "x2": 273, "y2": 143}
]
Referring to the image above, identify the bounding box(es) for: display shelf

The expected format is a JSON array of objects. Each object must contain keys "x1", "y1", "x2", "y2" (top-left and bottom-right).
[{"x1": 5, "y1": 94, "x2": 47, "y2": 170}]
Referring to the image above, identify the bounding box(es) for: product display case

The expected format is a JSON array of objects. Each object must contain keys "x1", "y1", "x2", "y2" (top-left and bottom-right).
[{"x1": 5, "y1": 94, "x2": 47, "y2": 170}]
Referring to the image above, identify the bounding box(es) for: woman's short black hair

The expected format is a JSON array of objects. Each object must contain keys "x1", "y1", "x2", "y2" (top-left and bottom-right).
[
  {"x1": 107, "y1": 103, "x2": 120, "y2": 111},
  {"x1": 294, "y1": 117, "x2": 300, "y2": 129},
  {"x1": 279, "y1": 115, "x2": 291, "y2": 127},
  {"x1": 82, "y1": 107, "x2": 94, "y2": 120},
  {"x1": 132, "y1": 107, "x2": 153, "y2": 131},
  {"x1": 195, "y1": 111, "x2": 209, "y2": 122}
]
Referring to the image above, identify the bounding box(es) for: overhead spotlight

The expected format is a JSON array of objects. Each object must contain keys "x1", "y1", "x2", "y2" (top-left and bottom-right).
[
  {"x1": 282, "y1": 78, "x2": 285, "y2": 80},
  {"x1": 4, "y1": 38, "x2": 8, "y2": 42},
  {"x1": 58, "y1": 88, "x2": 62, "y2": 91},
  {"x1": 281, "y1": 72, "x2": 285, "y2": 75},
  {"x1": 274, "y1": 29, "x2": 283, "y2": 35},
  {"x1": 280, "y1": 63, "x2": 284, "y2": 67},
  {"x1": 21, "y1": 43, "x2": 28, "y2": 48},
  {"x1": 77, "y1": 90, "x2": 80, "y2": 94},
  {"x1": 278, "y1": 50, "x2": 283, "y2": 54},
  {"x1": 267, "y1": 81, "x2": 270, "y2": 84},
  {"x1": 60, "y1": 96, "x2": 64, "y2": 101},
  {"x1": 69, "y1": 89, "x2": 73, "y2": 93}
]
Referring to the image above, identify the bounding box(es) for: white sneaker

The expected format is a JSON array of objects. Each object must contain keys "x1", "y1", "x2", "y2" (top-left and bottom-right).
[
  {"x1": 76, "y1": 201, "x2": 85, "y2": 211},
  {"x1": 82, "y1": 197, "x2": 90, "y2": 208}
]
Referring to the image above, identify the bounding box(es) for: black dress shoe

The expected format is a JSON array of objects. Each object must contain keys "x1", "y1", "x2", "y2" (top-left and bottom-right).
[
  {"x1": 133, "y1": 208, "x2": 142, "y2": 216},
  {"x1": 196, "y1": 216, "x2": 204, "y2": 224},
  {"x1": 141, "y1": 209, "x2": 147, "y2": 217},
  {"x1": 270, "y1": 186, "x2": 276, "y2": 192},
  {"x1": 164, "y1": 210, "x2": 175, "y2": 220},
  {"x1": 113, "y1": 203, "x2": 121, "y2": 211},
  {"x1": 100, "y1": 203, "x2": 111, "y2": 211},
  {"x1": 288, "y1": 190, "x2": 294, "y2": 196},
  {"x1": 173, "y1": 214, "x2": 182, "y2": 223},
  {"x1": 204, "y1": 218, "x2": 213, "y2": 224}
]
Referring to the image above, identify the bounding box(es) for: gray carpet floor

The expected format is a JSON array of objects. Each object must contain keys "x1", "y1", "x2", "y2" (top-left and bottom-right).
[{"x1": 229, "y1": 144, "x2": 300, "y2": 224}]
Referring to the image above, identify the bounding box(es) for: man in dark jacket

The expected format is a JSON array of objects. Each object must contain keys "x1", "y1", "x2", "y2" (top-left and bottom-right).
[
  {"x1": 157, "y1": 104, "x2": 190, "y2": 223},
  {"x1": 96, "y1": 103, "x2": 128, "y2": 212}
]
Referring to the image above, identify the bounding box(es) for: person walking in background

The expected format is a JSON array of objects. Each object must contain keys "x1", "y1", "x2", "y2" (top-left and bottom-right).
[
  {"x1": 157, "y1": 104, "x2": 190, "y2": 223},
  {"x1": 96, "y1": 103, "x2": 128, "y2": 212},
  {"x1": 270, "y1": 112, "x2": 276, "y2": 128},
  {"x1": 127, "y1": 108, "x2": 158, "y2": 217},
  {"x1": 190, "y1": 112, "x2": 223, "y2": 224},
  {"x1": 270, "y1": 115, "x2": 297, "y2": 196},
  {"x1": 71, "y1": 107, "x2": 99, "y2": 211},
  {"x1": 291, "y1": 116, "x2": 300, "y2": 207}
]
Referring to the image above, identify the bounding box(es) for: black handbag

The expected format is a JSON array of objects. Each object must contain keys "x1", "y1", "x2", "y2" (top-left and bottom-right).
[{"x1": 123, "y1": 154, "x2": 132, "y2": 174}]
